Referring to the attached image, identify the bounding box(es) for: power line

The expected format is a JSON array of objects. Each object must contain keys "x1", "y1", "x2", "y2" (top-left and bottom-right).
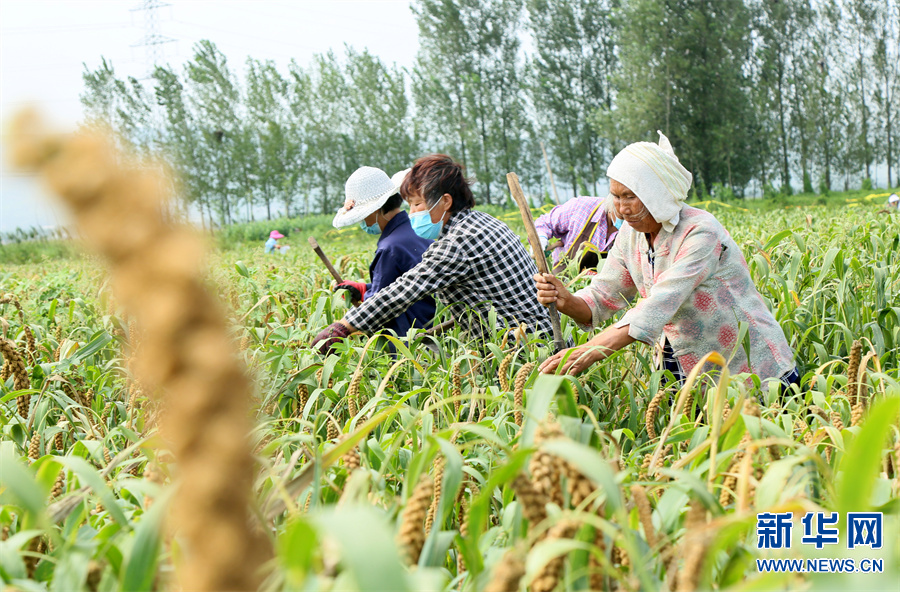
[
  {"x1": 131, "y1": 0, "x2": 175, "y2": 77},
  {"x1": 0, "y1": 21, "x2": 132, "y2": 35}
]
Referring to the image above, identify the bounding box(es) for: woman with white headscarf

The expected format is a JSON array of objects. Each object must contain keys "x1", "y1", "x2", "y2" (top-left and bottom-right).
[{"x1": 535, "y1": 132, "x2": 798, "y2": 387}]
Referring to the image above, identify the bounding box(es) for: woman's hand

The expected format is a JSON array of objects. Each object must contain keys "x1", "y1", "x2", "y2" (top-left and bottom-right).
[
  {"x1": 539, "y1": 344, "x2": 605, "y2": 375},
  {"x1": 539, "y1": 324, "x2": 636, "y2": 375},
  {"x1": 534, "y1": 272, "x2": 572, "y2": 309},
  {"x1": 533, "y1": 272, "x2": 593, "y2": 325}
]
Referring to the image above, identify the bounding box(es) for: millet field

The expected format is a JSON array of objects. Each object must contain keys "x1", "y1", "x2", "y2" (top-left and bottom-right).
[{"x1": 1, "y1": 122, "x2": 899, "y2": 592}]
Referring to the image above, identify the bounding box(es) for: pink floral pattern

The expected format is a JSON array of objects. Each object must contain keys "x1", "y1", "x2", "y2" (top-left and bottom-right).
[{"x1": 574, "y1": 206, "x2": 794, "y2": 381}]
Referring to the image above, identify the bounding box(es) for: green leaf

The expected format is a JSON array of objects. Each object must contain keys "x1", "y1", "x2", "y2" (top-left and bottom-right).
[
  {"x1": 121, "y1": 494, "x2": 168, "y2": 592},
  {"x1": 541, "y1": 440, "x2": 622, "y2": 513},
  {"x1": 836, "y1": 394, "x2": 900, "y2": 516},
  {"x1": 313, "y1": 507, "x2": 409, "y2": 592},
  {"x1": 521, "y1": 374, "x2": 577, "y2": 447},
  {"x1": 0, "y1": 448, "x2": 46, "y2": 526},
  {"x1": 277, "y1": 517, "x2": 318, "y2": 588},
  {"x1": 56, "y1": 456, "x2": 128, "y2": 526},
  {"x1": 69, "y1": 330, "x2": 112, "y2": 365}
]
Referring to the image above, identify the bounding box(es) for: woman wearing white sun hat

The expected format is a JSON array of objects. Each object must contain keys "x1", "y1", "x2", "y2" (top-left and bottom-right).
[
  {"x1": 534, "y1": 132, "x2": 798, "y2": 389},
  {"x1": 326, "y1": 166, "x2": 435, "y2": 339},
  {"x1": 314, "y1": 154, "x2": 552, "y2": 355}
]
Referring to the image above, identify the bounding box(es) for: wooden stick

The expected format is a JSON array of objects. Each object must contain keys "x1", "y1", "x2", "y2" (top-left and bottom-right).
[
  {"x1": 506, "y1": 172, "x2": 565, "y2": 353},
  {"x1": 540, "y1": 141, "x2": 561, "y2": 206},
  {"x1": 425, "y1": 318, "x2": 456, "y2": 336},
  {"x1": 307, "y1": 236, "x2": 343, "y2": 283}
]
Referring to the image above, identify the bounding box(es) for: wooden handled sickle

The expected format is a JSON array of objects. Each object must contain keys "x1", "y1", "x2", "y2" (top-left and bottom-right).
[
  {"x1": 506, "y1": 172, "x2": 565, "y2": 353},
  {"x1": 307, "y1": 236, "x2": 343, "y2": 283}
]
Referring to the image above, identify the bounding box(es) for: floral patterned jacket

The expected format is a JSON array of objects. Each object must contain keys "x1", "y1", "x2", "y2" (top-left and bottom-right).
[{"x1": 575, "y1": 206, "x2": 795, "y2": 380}]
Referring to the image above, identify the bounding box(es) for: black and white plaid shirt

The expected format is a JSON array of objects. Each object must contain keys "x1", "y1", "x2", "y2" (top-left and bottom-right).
[{"x1": 345, "y1": 209, "x2": 552, "y2": 339}]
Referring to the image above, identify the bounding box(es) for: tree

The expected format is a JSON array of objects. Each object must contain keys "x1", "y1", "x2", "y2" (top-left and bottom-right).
[
  {"x1": 184, "y1": 40, "x2": 244, "y2": 225},
  {"x1": 528, "y1": 0, "x2": 617, "y2": 197},
  {"x1": 871, "y1": 0, "x2": 900, "y2": 187},
  {"x1": 81, "y1": 58, "x2": 156, "y2": 156},
  {"x1": 344, "y1": 47, "x2": 417, "y2": 174},
  {"x1": 245, "y1": 58, "x2": 295, "y2": 219},
  {"x1": 412, "y1": 0, "x2": 535, "y2": 204},
  {"x1": 153, "y1": 65, "x2": 211, "y2": 224},
  {"x1": 609, "y1": 0, "x2": 759, "y2": 196}
]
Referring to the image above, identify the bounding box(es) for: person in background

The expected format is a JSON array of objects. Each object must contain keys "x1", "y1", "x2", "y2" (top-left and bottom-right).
[
  {"x1": 265, "y1": 230, "x2": 284, "y2": 253},
  {"x1": 313, "y1": 154, "x2": 551, "y2": 354},
  {"x1": 534, "y1": 131, "x2": 798, "y2": 389},
  {"x1": 330, "y1": 166, "x2": 436, "y2": 338},
  {"x1": 888, "y1": 193, "x2": 899, "y2": 210},
  {"x1": 535, "y1": 195, "x2": 620, "y2": 273}
]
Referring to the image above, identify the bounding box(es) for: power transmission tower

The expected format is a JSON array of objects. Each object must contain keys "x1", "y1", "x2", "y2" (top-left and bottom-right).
[{"x1": 132, "y1": 0, "x2": 174, "y2": 77}]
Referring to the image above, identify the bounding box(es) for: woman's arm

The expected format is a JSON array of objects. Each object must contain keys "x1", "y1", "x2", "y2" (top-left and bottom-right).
[
  {"x1": 539, "y1": 323, "x2": 635, "y2": 375},
  {"x1": 534, "y1": 273, "x2": 593, "y2": 325},
  {"x1": 343, "y1": 238, "x2": 468, "y2": 333}
]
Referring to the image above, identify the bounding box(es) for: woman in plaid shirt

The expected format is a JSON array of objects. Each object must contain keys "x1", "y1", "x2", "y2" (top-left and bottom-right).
[{"x1": 314, "y1": 154, "x2": 552, "y2": 353}]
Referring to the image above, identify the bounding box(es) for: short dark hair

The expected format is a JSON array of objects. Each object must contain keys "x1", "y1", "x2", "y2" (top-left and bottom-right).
[
  {"x1": 401, "y1": 154, "x2": 475, "y2": 214},
  {"x1": 381, "y1": 192, "x2": 402, "y2": 214}
]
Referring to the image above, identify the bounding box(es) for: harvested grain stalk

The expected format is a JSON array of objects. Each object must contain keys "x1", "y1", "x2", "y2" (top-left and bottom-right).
[{"x1": 8, "y1": 111, "x2": 270, "y2": 592}]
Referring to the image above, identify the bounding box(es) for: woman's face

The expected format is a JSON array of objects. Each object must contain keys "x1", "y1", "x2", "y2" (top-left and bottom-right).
[
  {"x1": 610, "y1": 179, "x2": 662, "y2": 235},
  {"x1": 407, "y1": 190, "x2": 451, "y2": 223}
]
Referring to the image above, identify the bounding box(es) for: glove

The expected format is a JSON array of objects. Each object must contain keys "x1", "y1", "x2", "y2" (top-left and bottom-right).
[
  {"x1": 312, "y1": 322, "x2": 352, "y2": 355},
  {"x1": 334, "y1": 281, "x2": 366, "y2": 303}
]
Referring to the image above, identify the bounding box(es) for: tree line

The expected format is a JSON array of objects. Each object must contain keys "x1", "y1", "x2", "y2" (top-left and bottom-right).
[{"x1": 80, "y1": 0, "x2": 900, "y2": 226}]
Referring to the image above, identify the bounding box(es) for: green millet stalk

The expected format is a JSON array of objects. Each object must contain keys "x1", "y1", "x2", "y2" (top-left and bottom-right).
[
  {"x1": 513, "y1": 362, "x2": 534, "y2": 427},
  {"x1": 51, "y1": 470, "x2": 65, "y2": 498},
  {"x1": 28, "y1": 431, "x2": 40, "y2": 460},
  {"x1": 296, "y1": 383, "x2": 309, "y2": 416},
  {"x1": 847, "y1": 339, "x2": 862, "y2": 405},
  {"x1": 398, "y1": 474, "x2": 434, "y2": 566},
  {"x1": 512, "y1": 474, "x2": 547, "y2": 528},
  {"x1": 532, "y1": 520, "x2": 579, "y2": 592},
  {"x1": 498, "y1": 351, "x2": 515, "y2": 391},
  {"x1": 451, "y1": 359, "x2": 463, "y2": 418},
  {"x1": 425, "y1": 457, "x2": 445, "y2": 535},
  {"x1": 0, "y1": 338, "x2": 30, "y2": 416},
  {"x1": 646, "y1": 389, "x2": 665, "y2": 440},
  {"x1": 631, "y1": 484, "x2": 657, "y2": 548},
  {"x1": 484, "y1": 550, "x2": 525, "y2": 592},
  {"x1": 830, "y1": 410, "x2": 845, "y2": 432},
  {"x1": 530, "y1": 421, "x2": 564, "y2": 507}
]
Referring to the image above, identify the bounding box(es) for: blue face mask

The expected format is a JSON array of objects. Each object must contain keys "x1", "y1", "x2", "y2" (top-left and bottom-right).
[
  {"x1": 359, "y1": 218, "x2": 381, "y2": 235},
  {"x1": 410, "y1": 199, "x2": 444, "y2": 240},
  {"x1": 613, "y1": 217, "x2": 624, "y2": 230}
]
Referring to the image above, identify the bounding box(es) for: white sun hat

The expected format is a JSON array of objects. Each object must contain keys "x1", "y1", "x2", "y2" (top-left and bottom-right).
[
  {"x1": 332, "y1": 166, "x2": 401, "y2": 228},
  {"x1": 391, "y1": 168, "x2": 411, "y2": 194}
]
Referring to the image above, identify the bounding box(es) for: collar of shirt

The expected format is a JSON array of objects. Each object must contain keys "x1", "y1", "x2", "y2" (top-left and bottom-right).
[
  {"x1": 378, "y1": 210, "x2": 409, "y2": 244},
  {"x1": 439, "y1": 208, "x2": 470, "y2": 239}
]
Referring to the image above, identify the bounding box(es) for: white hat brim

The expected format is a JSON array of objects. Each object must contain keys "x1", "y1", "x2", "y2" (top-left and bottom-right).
[{"x1": 332, "y1": 185, "x2": 398, "y2": 228}]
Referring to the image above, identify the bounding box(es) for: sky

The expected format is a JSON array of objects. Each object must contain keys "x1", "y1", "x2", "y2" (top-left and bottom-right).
[{"x1": 0, "y1": 0, "x2": 421, "y2": 233}]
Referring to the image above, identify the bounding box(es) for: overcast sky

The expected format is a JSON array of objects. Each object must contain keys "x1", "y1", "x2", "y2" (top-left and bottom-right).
[{"x1": 0, "y1": 0, "x2": 420, "y2": 232}]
